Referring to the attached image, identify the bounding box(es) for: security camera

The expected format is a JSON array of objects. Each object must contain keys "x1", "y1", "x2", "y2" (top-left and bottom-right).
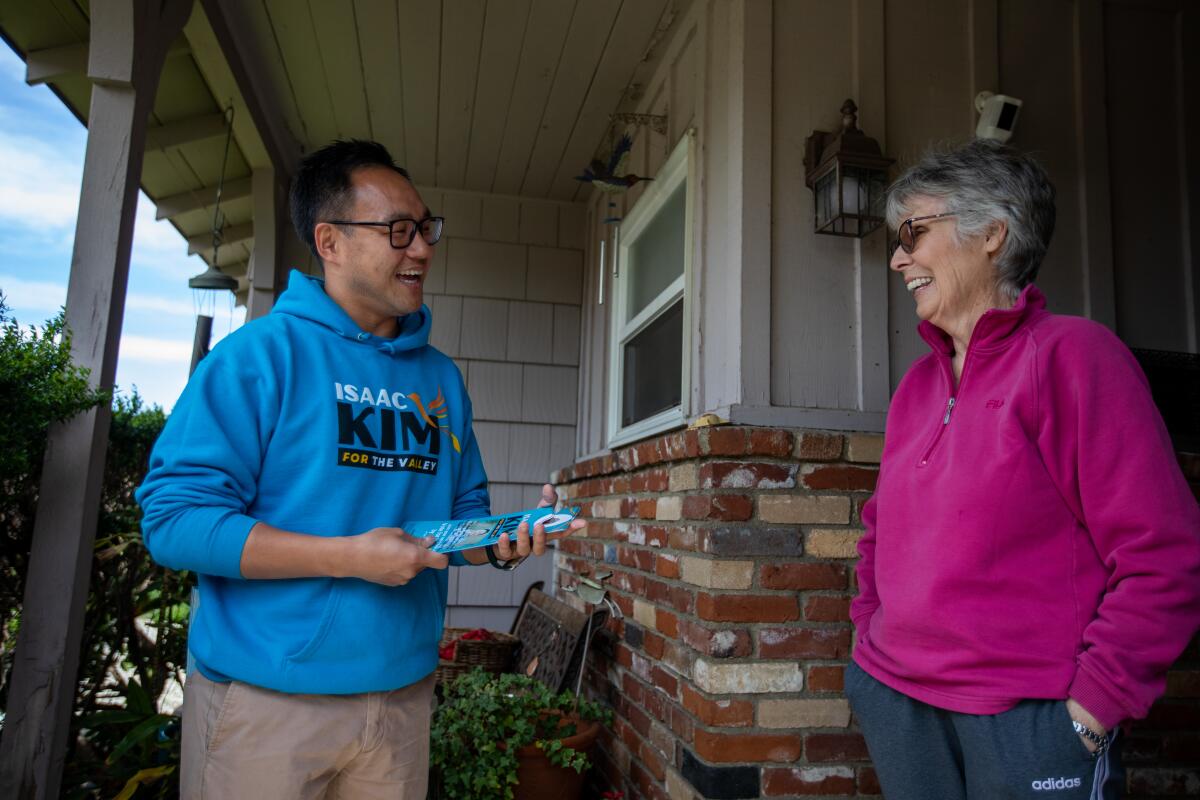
[{"x1": 974, "y1": 91, "x2": 1022, "y2": 143}]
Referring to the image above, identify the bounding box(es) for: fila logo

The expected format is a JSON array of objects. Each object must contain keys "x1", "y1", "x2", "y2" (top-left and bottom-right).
[
  {"x1": 986, "y1": 398, "x2": 1005, "y2": 409},
  {"x1": 1032, "y1": 777, "x2": 1082, "y2": 791}
]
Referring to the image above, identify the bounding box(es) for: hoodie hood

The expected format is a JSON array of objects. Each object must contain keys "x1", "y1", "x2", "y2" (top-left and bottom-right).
[{"x1": 272, "y1": 269, "x2": 431, "y2": 354}]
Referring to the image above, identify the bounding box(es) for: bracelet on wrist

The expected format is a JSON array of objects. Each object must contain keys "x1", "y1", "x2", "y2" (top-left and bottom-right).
[
  {"x1": 486, "y1": 544, "x2": 525, "y2": 571},
  {"x1": 1071, "y1": 720, "x2": 1108, "y2": 756}
]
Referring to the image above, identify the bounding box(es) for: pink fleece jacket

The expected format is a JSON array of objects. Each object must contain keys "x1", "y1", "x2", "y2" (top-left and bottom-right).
[{"x1": 851, "y1": 285, "x2": 1200, "y2": 730}]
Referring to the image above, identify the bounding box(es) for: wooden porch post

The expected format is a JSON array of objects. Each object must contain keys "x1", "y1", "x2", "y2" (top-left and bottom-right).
[
  {"x1": 245, "y1": 166, "x2": 286, "y2": 319},
  {"x1": 0, "y1": 1, "x2": 193, "y2": 797}
]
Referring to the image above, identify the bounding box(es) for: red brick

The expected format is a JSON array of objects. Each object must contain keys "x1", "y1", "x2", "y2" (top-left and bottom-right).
[
  {"x1": 679, "y1": 620, "x2": 753, "y2": 658},
  {"x1": 805, "y1": 733, "x2": 870, "y2": 762},
  {"x1": 797, "y1": 431, "x2": 844, "y2": 461},
  {"x1": 808, "y1": 665, "x2": 846, "y2": 692},
  {"x1": 667, "y1": 525, "x2": 699, "y2": 551},
  {"x1": 642, "y1": 524, "x2": 670, "y2": 548},
  {"x1": 618, "y1": 546, "x2": 640, "y2": 569},
  {"x1": 650, "y1": 665, "x2": 678, "y2": 697},
  {"x1": 656, "y1": 553, "x2": 680, "y2": 580},
  {"x1": 585, "y1": 520, "x2": 618, "y2": 539},
  {"x1": 682, "y1": 494, "x2": 712, "y2": 519},
  {"x1": 657, "y1": 609, "x2": 679, "y2": 638},
  {"x1": 763, "y1": 767, "x2": 856, "y2": 796},
  {"x1": 626, "y1": 701, "x2": 652, "y2": 737},
  {"x1": 697, "y1": 592, "x2": 801, "y2": 623},
  {"x1": 638, "y1": 739, "x2": 666, "y2": 780},
  {"x1": 671, "y1": 704, "x2": 696, "y2": 742},
  {"x1": 636, "y1": 498, "x2": 657, "y2": 519},
  {"x1": 803, "y1": 465, "x2": 879, "y2": 492},
  {"x1": 635, "y1": 548, "x2": 655, "y2": 573},
  {"x1": 644, "y1": 631, "x2": 666, "y2": 660},
  {"x1": 760, "y1": 562, "x2": 848, "y2": 590},
  {"x1": 758, "y1": 628, "x2": 851, "y2": 659},
  {"x1": 749, "y1": 428, "x2": 795, "y2": 457},
  {"x1": 661, "y1": 431, "x2": 689, "y2": 460},
  {"x1": 622, "y1": 673, "x2": 646, "y2": 706},
  {"x1": 681, "y1": 684, "x2": 754, "y2": 727},
  {"x1": 643, "y1": 687, "x2": 669, "y2": 723},
  {"x1": 612, "y1": 593, "x2": 634, "y2": 618},
  {"x1": 683, "y1": 430, "x2": 702, "y2": 457},
  {"x1": 706, "y1": 427, "x2": 749, "y2": 456},
  {"x1": 613, "y1": 475, "x2": 631, "y2": 493},
  {"x1": 669, "y1": 585, "x2": 695, "y2": 614},
  {"x1": 701, "y1": 461, "x2": 795, "y2": 489},
  {"x1": 694, "y1": 729, "x2": 802, "y2": 763},
  {"x1": 711, "y1": 494, "x2": 753, "y2": 521},
  {"x1": 620, "y1": 496, "x2": 637, "y2": 518},
  {"x1": 804, "y1": 595, "x2": 852, "y2": 622},
  {"x1": 633, "y1": 761, "x2": 670, "y2": 800}
]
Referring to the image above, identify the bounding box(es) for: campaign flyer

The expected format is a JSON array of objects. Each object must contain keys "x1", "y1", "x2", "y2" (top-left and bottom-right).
[{"x1": 404, "y1": 506, "x2": 582, "y2": 553}]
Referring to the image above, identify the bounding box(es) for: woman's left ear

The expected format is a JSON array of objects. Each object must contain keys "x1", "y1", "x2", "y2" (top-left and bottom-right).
[{"x1": 985, "y1": 221, "x2": 1008, "y2": 255}]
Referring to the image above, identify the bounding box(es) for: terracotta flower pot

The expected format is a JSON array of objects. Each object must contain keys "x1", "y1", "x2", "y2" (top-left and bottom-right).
[{"x1": 513, "y1": 718, "x2": 602, "y2": 800}]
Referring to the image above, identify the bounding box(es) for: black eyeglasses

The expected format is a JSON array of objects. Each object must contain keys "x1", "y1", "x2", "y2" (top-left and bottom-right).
[
  {"x1": 325, "y1": 216, "x2": 445, "y2": 249},
  {"x1": 890, "y1": 211, "x2": 973, "y2": 257}
]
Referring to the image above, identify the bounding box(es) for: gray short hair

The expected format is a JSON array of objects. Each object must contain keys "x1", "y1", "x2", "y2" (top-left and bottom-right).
[{"x1": 886, "y1": 139, "x2": 1056, "y2": 300}]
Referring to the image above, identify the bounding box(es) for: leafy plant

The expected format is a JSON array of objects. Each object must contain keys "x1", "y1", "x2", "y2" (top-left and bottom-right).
[
  {"x1": 431, "y1": 670, "x2": 612, "y2": 800},
  {"x1": 0, "y1": 297, "x2": 187, "y2": 798}
]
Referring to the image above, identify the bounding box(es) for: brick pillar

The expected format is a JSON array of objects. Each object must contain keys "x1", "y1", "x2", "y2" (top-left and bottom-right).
[
  {"x1": 554, "y1": 425, "x2": 882, "y2": 799},
  {"x1": 554, "y1": 429, "x2": 1200, "y2": 800}
]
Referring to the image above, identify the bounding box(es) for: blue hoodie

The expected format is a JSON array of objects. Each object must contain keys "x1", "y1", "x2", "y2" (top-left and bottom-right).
[{"x1": 137, "y1": 271, "x2": 490, "y2": 694}]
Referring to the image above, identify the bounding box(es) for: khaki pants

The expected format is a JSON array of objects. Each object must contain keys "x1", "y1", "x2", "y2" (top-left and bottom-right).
[{"x1": 180, "y1": 670, "x2": 435, "y2": 799}]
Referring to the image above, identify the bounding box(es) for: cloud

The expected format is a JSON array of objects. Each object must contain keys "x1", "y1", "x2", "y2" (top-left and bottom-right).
[
  {"x1": 119, "y1": 335, "x2": 193, "y2": 363},
  {"x1": 0, "y1": 274, "x2": 196, "y2": 318},
  {"x1": 0, "y1": 130, "x2": 84, "y2": 231}
]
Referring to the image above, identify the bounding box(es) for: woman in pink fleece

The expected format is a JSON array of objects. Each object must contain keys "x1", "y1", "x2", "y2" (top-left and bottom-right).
[{"x1": 846, "y1": 139, "x2": 1200, "y2": 800}]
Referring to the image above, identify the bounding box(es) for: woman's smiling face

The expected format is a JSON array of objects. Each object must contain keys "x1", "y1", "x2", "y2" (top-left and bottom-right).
[{"x1": 889, "y1": 195, "x2": 1004, "y2": 335}]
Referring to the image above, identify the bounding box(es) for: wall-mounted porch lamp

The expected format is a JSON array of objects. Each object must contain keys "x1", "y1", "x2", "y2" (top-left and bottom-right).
[{"x1": 803, "y1": 99, "x2": 893, "y2": 238}]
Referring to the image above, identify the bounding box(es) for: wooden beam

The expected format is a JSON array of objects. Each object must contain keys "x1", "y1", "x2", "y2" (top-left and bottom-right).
[
  {"x1": 200, "y1": 0, "x2": 302, "y2": 173},
  {"x1": 154, "y1": 175, "x2": 252, "y2": 219},
  {"x1": 25, "y1": 38, "x2": 189, "y2": 86},
  {"x1": 187, "y1": 221, "x2": 253, "y2": 255},
  {"x1": 0, "y1": 2, "x2": 195, "y2": 797},
  {"x1": 245, "y1": 167, "x2": 285, "y2": 319},
  {"x1": 144, "y1": 111, "x2": 228, "y2": 150}
]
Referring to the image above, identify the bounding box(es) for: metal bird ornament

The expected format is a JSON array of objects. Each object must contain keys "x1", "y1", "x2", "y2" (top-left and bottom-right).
[{"x1": 575, "y1": 133, "x2": 653, "y2": 193}]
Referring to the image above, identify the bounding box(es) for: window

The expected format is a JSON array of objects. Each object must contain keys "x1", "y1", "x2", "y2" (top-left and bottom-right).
[{"x1": 608, "y1": 133, "x2": 693, "y2": 446}]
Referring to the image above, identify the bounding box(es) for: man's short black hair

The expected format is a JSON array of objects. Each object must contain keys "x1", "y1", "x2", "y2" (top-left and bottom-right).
[{"x1": 289, "y1": 139, "x2": 411, "y2": 259}]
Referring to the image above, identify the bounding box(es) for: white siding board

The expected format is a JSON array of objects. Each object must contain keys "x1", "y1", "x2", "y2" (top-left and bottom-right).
[
  {"x1": 309, "y1": 0, "x2": 371, "y2": 139},
  {"x1": 507, "y1": 301, "x2": 555, "y2": 364},
  {"x1": 552, "y1": 304, "x2": 581, "y2": 366},
  {"x1": 521, "y1": 365, "x2": 578, "y2": 425},
  {"x1": 446, "y1": 605, "x2": 518, "y2": 629},
  {"x1": 436, "y1": 0, "x2": 486, "y2": 189},
  {"x1": 398, "y1": 0, "x2": 442, "y2": 186},
  {"x1": 547, "y1": 0, "x2": 672, "y2": 200},
  {"x1": 481, "y1": 195, "x2": 521, "y2": 243},
  {"x1": 507, "y1": 424, "x2": 552, "y2": 483},
  {"x1": 445, "y1": 239, "x2": 527, "y2": 299},
  {"x1": 464, "y1": 0, "x2": 533, "y2": 192},
  {"x1": 455, "y1": 566, "x2": 515, "y2": 606},
  {"x1": 472, "y1": 421, "x2": 510, "y2": 482},
  {"x1": 526, "y1": 247, "x2": 583, "y2": 304},
  {"x1": 469, "y1": 361, "x2": 524, "y2": 420},
  {"x1": 519, "y1": 0, "x2": 622, "y2": 198},
  {"x1": 490, "y1": 0, "x2": 576, "y2": 195},
  {"x1": 443, "y1": 193, "x2": 483, "y2": 240},
  {"x1": 428, "y1": 294, "x2": 463, "y2": 357},
  {"x1": 549, "y1": 424, "x2": 576, "y2": 473},
  {"x1": 559, "y1": 204, "x2": 587, "y2": 249},
  {"x1": 489, "y1": 482, "x2": 526, "y2": 514},
  {"x1": 354, "y1": 0, "x2": 406, "y2": 161},
  {"x1": 267, "y1": 0, "x2": 339, "y2": 146},
  {"x1": 460, "y1": 298, "x2": 510, "y2": 360},
  {"x1": 519, "y1": 199, "x2": 559, "y2": 247}
]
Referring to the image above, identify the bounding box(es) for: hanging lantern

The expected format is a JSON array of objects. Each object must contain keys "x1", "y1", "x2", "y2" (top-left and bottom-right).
[{"x1": 803, "y1": 99, "x2": 894, "y2": 238}]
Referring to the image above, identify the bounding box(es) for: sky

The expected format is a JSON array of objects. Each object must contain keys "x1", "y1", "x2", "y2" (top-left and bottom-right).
[{"x1": 0, "y1": 43, "x2": 245, "y2": 413}]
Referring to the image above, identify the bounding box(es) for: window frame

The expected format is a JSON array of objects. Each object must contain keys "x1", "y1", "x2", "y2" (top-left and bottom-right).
[{"x1": 607, "y1": 132, "x2": 695, "y2": 448}]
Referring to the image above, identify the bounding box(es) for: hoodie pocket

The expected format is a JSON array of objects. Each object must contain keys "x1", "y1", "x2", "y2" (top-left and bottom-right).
[{"x1": 284, "y1": 582, "x2": 343, "y2": 665}]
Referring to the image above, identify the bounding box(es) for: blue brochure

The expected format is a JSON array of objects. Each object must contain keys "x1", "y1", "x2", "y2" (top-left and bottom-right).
[{"x1": 404, "y1": 506, "x2": 582, "y2": 553}]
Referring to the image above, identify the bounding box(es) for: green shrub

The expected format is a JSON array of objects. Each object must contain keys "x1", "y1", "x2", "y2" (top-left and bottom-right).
[{"x1": 0, "y1": 297, "x2": 187, "y2": 799}]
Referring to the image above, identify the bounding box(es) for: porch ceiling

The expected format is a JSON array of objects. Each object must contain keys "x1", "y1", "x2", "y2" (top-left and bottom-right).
[{"x1": 1, "y1": 0, "x2": 679, "y2": 304}]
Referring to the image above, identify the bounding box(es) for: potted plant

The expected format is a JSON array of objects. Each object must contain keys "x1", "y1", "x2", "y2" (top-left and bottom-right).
[{"x1": 431, "y1": 669, "x2": 612, "y2": 800}]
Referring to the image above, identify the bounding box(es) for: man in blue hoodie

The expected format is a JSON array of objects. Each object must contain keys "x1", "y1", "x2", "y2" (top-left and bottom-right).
[{"x1": 137, "y1": 139, "x2": 580, "y2": 798}]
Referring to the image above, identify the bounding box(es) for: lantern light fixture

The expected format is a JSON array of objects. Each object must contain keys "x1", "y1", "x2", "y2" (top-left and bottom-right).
[{"x1": 803, "y1": 99, "x2": 894, "y2": 238}]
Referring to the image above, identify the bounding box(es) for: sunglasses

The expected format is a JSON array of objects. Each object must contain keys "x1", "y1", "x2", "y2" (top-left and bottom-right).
[{"x1": 890, "y1": 211, "x2": 973, "y2": 257}]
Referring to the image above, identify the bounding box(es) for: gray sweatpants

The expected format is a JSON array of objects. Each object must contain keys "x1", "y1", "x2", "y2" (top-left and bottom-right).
[{"x1": 845, "y1": 662, "x2": 1122, "y2": 799}]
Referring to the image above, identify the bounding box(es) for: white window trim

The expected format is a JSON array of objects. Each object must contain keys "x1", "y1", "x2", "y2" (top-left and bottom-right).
[{"x1": 607, "y1": 132, "x2": 695, "y2": 448}]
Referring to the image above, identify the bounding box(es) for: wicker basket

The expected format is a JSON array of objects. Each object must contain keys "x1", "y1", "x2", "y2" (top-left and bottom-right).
[{"x1": 435, "y1": 628, "x2": 519, "y2": 685}]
